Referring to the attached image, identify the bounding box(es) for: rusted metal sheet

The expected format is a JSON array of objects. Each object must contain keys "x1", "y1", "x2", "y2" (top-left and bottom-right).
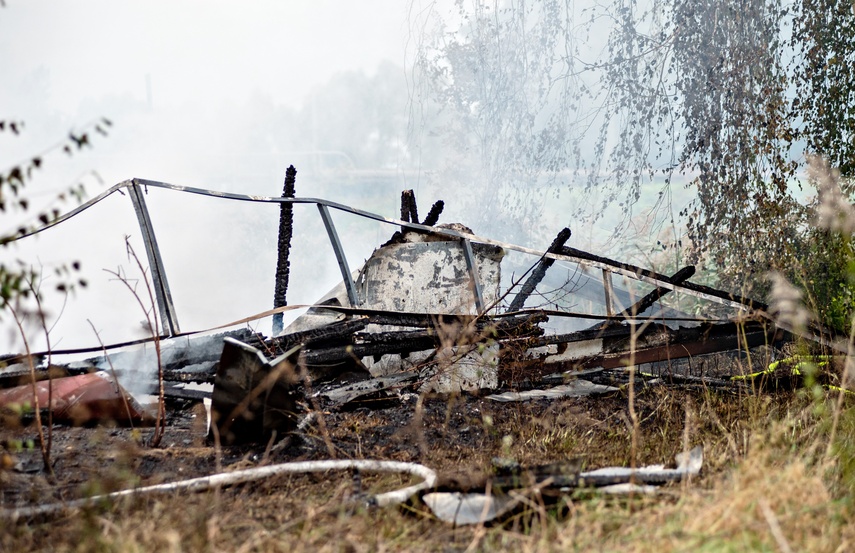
[
  {"x1": 0, "y1": 372, "x2": 152, "y2": 426},
  {"x1": 208, "y1": 338, "x2": 301, "y2": 446}
]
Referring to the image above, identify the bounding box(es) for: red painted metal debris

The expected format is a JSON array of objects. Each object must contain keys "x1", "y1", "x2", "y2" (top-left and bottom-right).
[{"x1": 0, "y1": 372, "x2": 152, "y2": 426}]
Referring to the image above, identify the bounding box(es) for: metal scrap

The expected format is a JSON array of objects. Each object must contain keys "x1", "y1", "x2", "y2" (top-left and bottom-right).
[
  {"x1": 486, "y1": 380, "x2": 619, "y2": 402},
  {"x1": 2, "y1": 180, "x2": 842, "y2": 435},
  {"x1": 0, "y1": 372, "x2": 152, "y2": 426},
  {"x1": 423, "y1": 447, "x2": 703, "y2": 525},
  {"x1": 208, "y1": 338, "x2": 302, "y2": 446}
]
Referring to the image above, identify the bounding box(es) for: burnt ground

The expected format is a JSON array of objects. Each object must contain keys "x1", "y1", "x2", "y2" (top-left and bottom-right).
[
  {"x1": 2, "y1": 381, "x2": 768, "y2": 523},
  {"x1": 7, "y1": 333, "x2": 840, "y2": 551}
]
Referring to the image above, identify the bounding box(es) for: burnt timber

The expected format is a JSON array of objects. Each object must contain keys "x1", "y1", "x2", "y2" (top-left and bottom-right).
[{"x1": 1, "y1": 178, "x2": 843, "y2": 424}]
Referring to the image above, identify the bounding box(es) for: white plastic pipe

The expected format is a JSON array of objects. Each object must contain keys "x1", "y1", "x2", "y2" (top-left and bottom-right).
[{"x1": 4, "y1": 459, "x2": 437, "y2": 521}]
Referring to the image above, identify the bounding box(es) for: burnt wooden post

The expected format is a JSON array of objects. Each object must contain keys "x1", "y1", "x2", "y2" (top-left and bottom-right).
[
  {"x1": 508, "y1": 228, "x2": 572, "y2": 312},
  {"x1": 422, "y1": 200, "x2": 444, "y2": 226},
  {"x1": 616, "y1": 265, "x2": 696, "y2": 320},
  {"x1": 272, "y1": 165, "x2": 297, "y2": 335},
  {"x1": 400, "y1": 189, "x2": 419, "y2": 226}
]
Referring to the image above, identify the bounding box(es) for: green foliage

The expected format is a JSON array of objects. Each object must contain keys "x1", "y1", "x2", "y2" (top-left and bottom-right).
[
  {"x1": 0, "y1": 118, "x2": 110, "y2": 311},
  {"x1": 830, "y1": 404, "x2": 855, "y2": 498},
  {"x1": 791, "y1": 0, "x2": 855, "y2": 178},
  {"x1": 0, "y1": 263, "x2": 37, "y2": 305},
  {"x1": 413, "y1": 0, "x2": 855, "y2": 295},
  {"x1": 783, "y1": 161, "x2": 855, "y2": 334},
  {"x1": 600, "y1": 0, "x2": 855, "y2": 294},
  {"x1": 792, "y1": 228, "x2": 855, "y2": 333}
]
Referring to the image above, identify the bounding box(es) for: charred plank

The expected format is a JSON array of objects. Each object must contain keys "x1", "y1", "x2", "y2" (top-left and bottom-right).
[
  {"x1": 560, "y1": 245, "x2": 766, "y2": 310},
  {"x1": 508, "y1": 228, "x2": 572, "y2": 312},
  {"x1": 614, "y1": 265, "x2": 695, "y2": 320}
]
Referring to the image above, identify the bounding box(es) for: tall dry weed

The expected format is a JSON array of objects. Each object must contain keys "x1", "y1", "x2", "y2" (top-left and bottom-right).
[{"x1": 810, "y1": 154, "x2": 855, "y2": 235}]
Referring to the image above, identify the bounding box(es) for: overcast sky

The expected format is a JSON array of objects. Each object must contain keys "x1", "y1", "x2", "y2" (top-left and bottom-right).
[
  {"x1": 0, "y1": 1, "x2": 430, "y2": 351},
  {"x1": 0, "y1": 1, "x2": 410, "y2": 114},
  {"x1": 0, "y1": 1, "x2": 676, "y2": 353}
]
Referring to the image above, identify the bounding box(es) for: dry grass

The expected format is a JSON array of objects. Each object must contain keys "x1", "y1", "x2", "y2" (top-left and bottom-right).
[{"x1": 4, "y1": 384, "x2": 855, "y2": 552}]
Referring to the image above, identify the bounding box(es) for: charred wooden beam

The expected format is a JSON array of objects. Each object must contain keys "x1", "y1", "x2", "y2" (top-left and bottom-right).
[
  {"x1": 359, "y1": 312, "x2": 472, "y2": 328},
  {"x1": 510, "y1": 323, "x2": 641, "y2": 351},
  {"x1": 560, "y1": 246, "x2": 766, "y2": 311},
  {"x1": 355, "y1": 329, "x2": 437, "y2": 346},
  {"x1": 422, "y1": 200, "x2": 444, "y2": 226},
  {"x1": 305, "y1": 315, "x2": 548, "y2": 371},
  {"x1": 508, "y1": 228, "x2": 572, "y2": 312},
  {"x1": 400, "y1": 189, "x2": 419, "y2": 226},
  {"x1": 272, "y1": 165, "x2": 297, "y2": 335},
  {"x1": 615, "y1": 265, "x2": 696, "y2": 320},
  {"x1": 314, "y1": 306, "x2": 546, "y2": 331},
  {"x1": 499, "y1": 319, "x2": 781, "y2": 384},
  {"x1": 489, "y1": 312, "x2": 548, "y2": 338},
  {"x1": 304, "y1": 334, "x2": 438, "y2": 365},
  {"x1": 269, "y1": 317, "x2": 368, "y2": 352},
  {"x1": 349, "y1": 315, "x2": 545, "y2": 348},
  {"x1": 586, "y1": 326, "x2": 778, "y2": 370},
  {"x1": 518, "y1": 319, "x2": 774, "y2": 352},
  {"x1": 161, "y1": 314, "x2": 545, "y2": 385}
]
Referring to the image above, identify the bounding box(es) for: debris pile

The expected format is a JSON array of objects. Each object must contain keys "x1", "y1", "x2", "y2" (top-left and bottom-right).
[{"x1": 1, "y1": 173, "x2": 845, "y2": 525}]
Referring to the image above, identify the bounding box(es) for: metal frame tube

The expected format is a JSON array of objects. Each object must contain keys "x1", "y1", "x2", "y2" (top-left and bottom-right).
[
  {"x1": 128, "y1": 181, "x2": 180, "y2": 336},
  {"x1": 461, "y1": 239, "x2": 485, "y2": 313},
  {"x1": 317, "y1": 204, "x2": 360, "y2": 307}
]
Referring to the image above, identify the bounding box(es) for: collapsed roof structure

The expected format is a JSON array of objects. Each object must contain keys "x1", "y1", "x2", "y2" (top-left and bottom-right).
[
  {"x1": 3, "y1": 168, "x2": 850, "y2": 526},
  {"x1": 0, "y1": 170, "x2": 844, "y2": 440}
]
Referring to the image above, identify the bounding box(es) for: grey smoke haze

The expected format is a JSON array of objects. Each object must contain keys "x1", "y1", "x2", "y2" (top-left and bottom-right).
[
  {"x1": 0, "y1": 1, "x2": 685, "y2": 354},
  {"x1": 0, "y1": 1, "x2": 420, "y2": 352}
]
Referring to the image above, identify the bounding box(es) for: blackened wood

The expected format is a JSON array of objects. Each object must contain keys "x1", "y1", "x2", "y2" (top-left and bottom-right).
[
  {"x1": 355, "y1": 329, "x2": 437, "y2": 346},
  {"x1": 422, "y1": 201, "x2": 444, "y2": 226},
  {"x1": 359, "y1": 312, "x2": 475, "y2": 328},
  {"x1": 304, "y1": 315, "x2": 546, "y2": 366},
  {"x1": 272, "y1": 165, "x2": 297, "y2": 335},
  {"x1": 269, "y1": 317, "x2": 367, "y2": 353},
  {"x1": 315, "y1": 307, "x2": 546, "y2": 331},
  {"x1": 508, "y1": 228, "x2": 572, "y2": 312},
  {"x1": 304, "y1": 335, "x2": 438, "y2": 365},
  {"x1": 488, "y1": 312, "x2": 548, "y2": 338},
  {"x1": 559, "y1": 246, "x2": 767, "y2": 310},
  {"x1": 615, "y1": 265, "x2": 696, "y2": 320},
  {"x1": 512, "y1": 319, "x2": 772, "y2": 352},
  {"x1": 383, "y1": 198, "x2": 445, "y2": 248},
  {"x1": 585, "y1": 328, "x2": 776, "y2": 370},
  {"x1": 400, "y1": 189, "x2": 419, "y2": 224},
  {"x1": 364, "y1": 312, "x2": 545, "y2": 338}
]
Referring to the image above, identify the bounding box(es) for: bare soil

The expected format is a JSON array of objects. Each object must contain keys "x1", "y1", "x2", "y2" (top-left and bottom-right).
[{"x1": 1, "y1": 383, "x2": 786, "y2": 551}]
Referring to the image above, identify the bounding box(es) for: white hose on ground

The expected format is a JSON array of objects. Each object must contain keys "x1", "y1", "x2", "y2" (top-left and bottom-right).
[{"x1": 3, "y1": 459, "x2": 437, "y2": 521}]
